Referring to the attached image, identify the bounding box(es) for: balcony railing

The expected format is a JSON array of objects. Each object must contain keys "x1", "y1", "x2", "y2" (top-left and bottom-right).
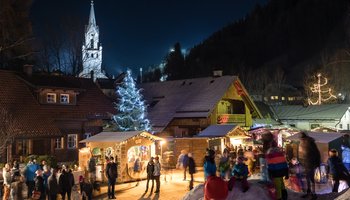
[{"x1": 217, "y1": 114, "x2": 246, "y2": 124}]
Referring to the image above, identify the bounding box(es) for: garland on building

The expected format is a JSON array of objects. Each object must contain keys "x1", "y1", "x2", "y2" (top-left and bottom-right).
[
  {"x1": 112, "y1": 70, "x2": 151, "y2": 131},
  {"x1": 307, "y1": 73, "x2": 336, "y2": 105}
]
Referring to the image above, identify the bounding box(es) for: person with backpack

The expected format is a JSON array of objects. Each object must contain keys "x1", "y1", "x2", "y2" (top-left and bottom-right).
[{"x1": 106, "y1": 156, "x2": 118, "y2": 199}]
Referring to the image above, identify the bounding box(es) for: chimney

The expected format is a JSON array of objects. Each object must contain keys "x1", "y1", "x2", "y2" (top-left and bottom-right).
[
  {"x1": 213, "y1": 70, "x2": 223, "y2": 77},
  {"x1": 23, "y1": 64, "x2": 33, "y2": 76}
]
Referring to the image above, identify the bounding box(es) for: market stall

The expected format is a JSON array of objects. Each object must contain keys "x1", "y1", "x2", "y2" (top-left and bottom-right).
[{"x1": 79, "y1": 131, "x2": 164, "y2": 183}]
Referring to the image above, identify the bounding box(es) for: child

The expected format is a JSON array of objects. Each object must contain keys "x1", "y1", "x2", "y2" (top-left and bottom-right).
[
  {"x1": 71, "y1": 185, "x2": 80, "y2": 200},
  {"x1": 289, "y1": 157, "x2": 304, "y2": 192},
  {"x1": 228, "y1": 156, "x2": 249, "y2": 192}
]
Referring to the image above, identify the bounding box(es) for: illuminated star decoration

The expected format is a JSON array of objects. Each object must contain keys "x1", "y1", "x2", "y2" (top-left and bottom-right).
[
  {"x1": 112, "y1": 70, "x2": 151, "y2": 131},
  {"x1": 308, "y1": 73, "x2": 337, "y2": 105}
]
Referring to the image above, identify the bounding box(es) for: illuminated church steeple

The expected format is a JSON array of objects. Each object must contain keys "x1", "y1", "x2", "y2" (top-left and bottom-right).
[{"x1": 80, "y1": 0, "x2": 106, "y2": 80}]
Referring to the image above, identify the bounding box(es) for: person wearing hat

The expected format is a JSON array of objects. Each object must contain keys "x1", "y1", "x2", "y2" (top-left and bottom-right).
[
  {"x1": 228, "y1": 156, "x2": 249, "y2": 192},
  {"x1": 153, "y1": 156, "x2": 161, "y2": 193},
  {"x1": 145, "y1": 157, "x2": 155, "y2": 193},
  {"x1": 327, "y1": 149, "x2": 350, "y2": 192},
  {"x1": 34, "y1": 169, "x2": 46, "y2": 200}
]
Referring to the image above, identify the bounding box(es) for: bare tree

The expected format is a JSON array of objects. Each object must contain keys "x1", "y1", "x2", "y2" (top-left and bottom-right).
[{"x1": 0, "y1": 108, "x2": 19, "y2": 158}]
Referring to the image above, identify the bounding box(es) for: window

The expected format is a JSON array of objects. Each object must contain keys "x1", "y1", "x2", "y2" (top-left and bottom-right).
[
  {"x1": 86, "y1": 53, "x2": 89, "y2": 58},
  {"x1": 67, "y1": 134, "x2": 77, "y2": 149},
  {"x1": 270, "y1": 96, "x2": 278, "y2": 100},
  {"x1": 90, "y1": 39, "x2": 94, "y2": 48},
  {"x1": 60, "y1": 94, "x2": 69, "y2": 104},
  {"x1": 55, "y1": 138, "x2": 63, "y2": 149},
  {"x1": 310, "y1": 124, "x2": 320, "y2": 129},
  {"x1": 340, "y1": 124, "x2": 343, "y2": 129},
  {"x1": 96, "y1": 53, "x2": 99, "y2": 58},
  {"x1": 84, "y1": 133, "x2": 91, "y2": 139},
  {"x1": 91, "y1": 53, "x2": 94, "y2": 58},
  {"x1": 348, "y1": 124, "x2": 349, "y2": 130},
  {"x1": 47, "y1": 93, "x2": 56, "y2": 103},
  {"x1": 281, "y1": 96, "x2": 285, "y2": 101},
  {"x1": 288, "y1": 97, "x2": 295, "y2": 101}
]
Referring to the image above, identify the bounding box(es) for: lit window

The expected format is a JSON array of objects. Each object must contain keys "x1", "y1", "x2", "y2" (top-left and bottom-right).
[
  {"x1": 60, "y1": 94, "x2": 69, "y2": 104},
  {"x1": 281, "y1": 96, "x2": 285, "y2": 101},
  {"x1": 67, "y1": 134, "x2": 77, "y2": 149},
  {"x1": 47, "y1": 93, "x2": 56, "y2": 103},
  {"x1": 288, "y1": 97, "x2": 295, "y2": 101},
  {"x1": 270, "y1": 96, "x2": 278, "y2": 100},
  {"x1": 55, "y1": 138, "x2": 63, "y2": 149}
]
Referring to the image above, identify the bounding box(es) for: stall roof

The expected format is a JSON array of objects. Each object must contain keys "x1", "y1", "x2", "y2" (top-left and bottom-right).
[
  {"x1": 80, "y1": 131, "x2": 164, "y2": 143},
  {"x1": 286, "y1": 132, "x2": 345, "y2": 143},
  {"x1": 196, "y1": 124, "x2": 251, "y2": 139}
]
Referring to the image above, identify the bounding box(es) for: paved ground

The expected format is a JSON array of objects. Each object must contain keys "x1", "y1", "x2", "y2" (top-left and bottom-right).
[{"x1": 93, "y1": 169, "x2": 205, "y2": 200}]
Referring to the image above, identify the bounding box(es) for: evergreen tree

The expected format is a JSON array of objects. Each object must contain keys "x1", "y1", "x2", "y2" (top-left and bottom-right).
[
  {"x1": 164, "y1": 42, "x2": 185, "y2": 80},
  {"x1": 112, "y1": 70, "x2": 151, "y2": 131}
]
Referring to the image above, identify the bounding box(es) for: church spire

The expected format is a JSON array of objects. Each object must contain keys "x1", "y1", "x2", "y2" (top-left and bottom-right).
[{"x1": 89, "y1": 0, "x2": 96, "y2": 26}]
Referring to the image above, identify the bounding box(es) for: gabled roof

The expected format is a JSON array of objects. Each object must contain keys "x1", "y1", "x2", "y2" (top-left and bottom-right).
[
  {"x1": 0, "y1": 70, "x2": 61, "y2": 137},
  {"x1": 287, "y1": 132, "x2": 345, "y2": 143},
  {"x1": 20, "y1": 74, "x2": 114, "y2": 120},
  {"x1": 273, "y1": 104, "x2": 350, "y2": 120},
  {"x1": 0, "y1": 70, "x2": 115, "y2": 138},
  {"x1": 140, "y1": 76, "x2": 261, "y2": 130},
  {"x1": 197, "y1": 125, "x2": 237, "y2": 137},
  {"x1": 80, "y1": 131, "x2": 163, "y2": 143}
]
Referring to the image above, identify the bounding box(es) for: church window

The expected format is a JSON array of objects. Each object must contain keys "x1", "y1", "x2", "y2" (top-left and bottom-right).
[
  {"x1": 96, "y1": 54, "x2": 98, "y2": 58},
  {"x1": 90, "y1": 39, "x2": 94, "y2": 48},
  {"x1": 91, "y1": 53, "x2": 94, "y2": 58}
]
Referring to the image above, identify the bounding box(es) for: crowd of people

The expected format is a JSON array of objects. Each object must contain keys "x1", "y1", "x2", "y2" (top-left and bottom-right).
[{"x1": 202, "y1": 132, "x2": 350, "y2": 200}]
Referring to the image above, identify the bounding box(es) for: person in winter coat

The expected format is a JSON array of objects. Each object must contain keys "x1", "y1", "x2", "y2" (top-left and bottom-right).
[
  {"x1": 289, "y1": 157, "x2": 304, "y2": 192},
  {"x1": 327, "y1": 149, "x2": 350, "y2": 192},
  {"x1": 260, "y1": 132, "x2": 274, "y2": 183},
  {"x1": 219, "y1": 151, "x2": 229, "y2": 179},
  {"x1": 106, "y1": 156, "x2": 118, "y2": 199},
  {"x1": 244, "y1": 148, "x2": 256, "y2": 176},
  {"x1": 47, "y1": 169, "x2": 59, "y2": 200},
  {"x1": 59, "y1": 167, "x2": 75, "y2": 200},
  {"x1": 298, "y1": 132, "x2": 321, "y2": 200},
  {"x1": 188, "y1": 153, "x2": 196, "y2": 190},
  {"x1": 24, "y1": 159, "x2": 40, "y2": 199},
  {"x1": 228, "y1": 156, "x2": 249, "y2": 192},
  {"x1": 204, "y1": 149, "x2": 216, "y2": 180},
  {"x1": 10, "y1": 175, "x2": 23, "y2": 200},
  {"x1": 82, "y1": 179, "x2": 93, "y2": 200},
  {"x1": 182, "y1": 153, "x2": 189, "y2": 181},
  {"x1": 153, "y1": 156, "x2": 161, "y2": 193},
  {"x1": 3, "y1": 163, "x2": 12, "y2": 200},
  {"x1": 204, "y1": 175, "x2": 228, "y2": 200},
  {"x1": 34, "y1": 169, "x2": 46, "y2": 200},
  {"x1": 341, "y1": 134, "x2": 350, "y2": 171},
  {"x1": 145, "y1": 157, "x2": 155, "y2": 193},
  {"x1": 266, "y1": 141, "x2": 289, "y2": 200}
]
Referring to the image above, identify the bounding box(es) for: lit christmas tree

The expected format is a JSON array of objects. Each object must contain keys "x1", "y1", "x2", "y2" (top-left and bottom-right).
[
  {"x1": 307, "y1": 73, "x2": 337, "y2": 105},
  {"x1": 112, "y1": 70, "x2": 151, "y2": 131}
]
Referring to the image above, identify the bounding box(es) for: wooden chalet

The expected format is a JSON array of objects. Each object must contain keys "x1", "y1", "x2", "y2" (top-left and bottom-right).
[{"x1": 0, "y1": 69, "x2": 114, "y2": 162}]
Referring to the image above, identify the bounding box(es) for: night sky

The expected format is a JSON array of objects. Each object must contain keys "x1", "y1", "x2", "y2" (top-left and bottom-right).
[{"x1": 31, "y1": 0, "x2": 266, "y2": 76}]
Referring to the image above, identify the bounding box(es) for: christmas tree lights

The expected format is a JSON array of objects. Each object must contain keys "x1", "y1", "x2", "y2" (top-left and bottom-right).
[
  {"x1": 307, "y1": 73, "x2": 336, "y2": 105},
  {"x1": 112, "y1": 70, "x2": 151, "y2": 131}
]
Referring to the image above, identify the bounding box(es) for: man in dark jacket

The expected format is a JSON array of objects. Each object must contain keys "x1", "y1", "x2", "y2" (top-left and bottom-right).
[
  {"x1": 298, "y1": 132, "x2": 321, "y2": 200},
  {"x1": 183, "y1": 153, "x2": 189, "y2": 181},
  {"x1": 188, "y1": 153, "x2": 196, "y2": 190},
  {"x1": 327, "y1": 149, "x2": 350, "y2": 192},
  {"x1": 106, "y1": 156, "x2": 118, "y2": 199},
  {"x1": 145, "y1": 157, "x2": 155, "y2": 193},
  {"x1": 59, "y1": 167, "x2": 74, "y2": 200},
  {"x1": 47, "y1": 169, "x2": 58, "y2": 200}
]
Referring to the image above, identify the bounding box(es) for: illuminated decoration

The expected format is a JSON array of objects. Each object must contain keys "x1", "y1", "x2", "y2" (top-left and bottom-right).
[
  {"x1": 307, "y1": 73, "x2": 336, "y2": 105},
  {"x1": 112, "y1": 70, "x2": 151, "y2": 131}
]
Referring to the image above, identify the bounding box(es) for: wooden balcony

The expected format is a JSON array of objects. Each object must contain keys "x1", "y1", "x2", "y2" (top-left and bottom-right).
[{"x1": 217, "y1": 114, "x2": 246, "y2": 125}]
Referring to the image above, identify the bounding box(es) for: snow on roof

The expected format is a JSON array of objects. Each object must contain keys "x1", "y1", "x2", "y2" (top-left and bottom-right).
[
  {"x1": 273, "y1": 104, "x2": 350, "y2": 120},
  {"x1": 197, "y1": 124, "x2": 238, "y2": 137},
  {"x1": 287, "y1": 132, "x2": 345, "y2": 143},
  {"x1": 80, "y1": 131, "x2": 163, "y2": 143},
  {"x1": 140, "y1": 76, "x2": 237, "y2": 128}
]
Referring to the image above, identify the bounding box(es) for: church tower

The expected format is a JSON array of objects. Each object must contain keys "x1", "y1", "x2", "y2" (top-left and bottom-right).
[{"x1": 80, "y1": 0, "x2": 107, "y2": 80}]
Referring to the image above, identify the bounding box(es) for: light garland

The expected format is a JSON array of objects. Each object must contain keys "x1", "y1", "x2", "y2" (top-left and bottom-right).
[
  {"x1": 307, "y1": 73, "x2": 337, "y2": 105},
  {"x1": 112, "y1": 70, "x2": 152, "y2": 131}
]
